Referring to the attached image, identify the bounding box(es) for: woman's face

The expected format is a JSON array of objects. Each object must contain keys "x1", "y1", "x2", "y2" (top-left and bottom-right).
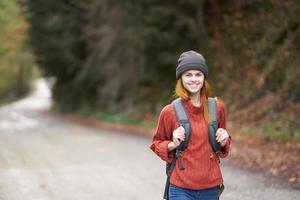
[{"x1": 181, "y1": 70, "x2": 204, "y2": 94}]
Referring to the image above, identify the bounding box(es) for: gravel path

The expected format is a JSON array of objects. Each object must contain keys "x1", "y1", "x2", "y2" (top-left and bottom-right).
[{"x1": 0, "y1": 79, "x2": 298, "y2": 200}]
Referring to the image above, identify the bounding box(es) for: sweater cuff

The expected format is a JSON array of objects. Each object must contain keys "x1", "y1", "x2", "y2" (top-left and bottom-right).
[{"x1": 157, "y1": 140, "x2": 174, "y2": 163}]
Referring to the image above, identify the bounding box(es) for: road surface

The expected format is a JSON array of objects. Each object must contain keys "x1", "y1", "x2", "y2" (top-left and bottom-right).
[{"x1": 0, "y1": 79, "x2": 299, "y2": 200}]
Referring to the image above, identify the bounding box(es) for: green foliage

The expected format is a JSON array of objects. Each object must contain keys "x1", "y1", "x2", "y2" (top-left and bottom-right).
[
  {"x1": 203, "y1": 0, "x2": 300, "y2": 139},
  {"x1": 25, "y1": 0, "x2": 91, "y2": 111},
  {"x1": 24, "y1": 0, "x2": 300, "y2": 140},
  {"x1": 0, "y1": 0, "x2": 36, "y2": 104},
  {"x1": 241, "y1": 122, "x2": 300, "y2": 142},
  {"x1": 25, "y1": 0, "x2": 209, "y2": 113}
]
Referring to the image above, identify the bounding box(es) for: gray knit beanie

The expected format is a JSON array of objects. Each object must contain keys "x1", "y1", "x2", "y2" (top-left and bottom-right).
[{"x1": 176, "y1": 50, "x2": 208, "y2": 79}]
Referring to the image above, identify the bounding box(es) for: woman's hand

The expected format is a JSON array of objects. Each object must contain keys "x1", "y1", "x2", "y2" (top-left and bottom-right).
[
  {"x1": 216, "y1": 128, "x2": 229, "y2": 147},
  {"x1": 168, "y1": 126, "x2": 185, "y2": 151}
]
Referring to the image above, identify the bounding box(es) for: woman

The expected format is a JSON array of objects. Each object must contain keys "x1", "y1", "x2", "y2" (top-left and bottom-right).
[{"x1": 150, "y1": 50, "x2": 231, "y2": 200}]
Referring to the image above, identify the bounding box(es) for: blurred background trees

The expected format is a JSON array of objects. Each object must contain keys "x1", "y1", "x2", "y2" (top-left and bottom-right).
[
  {"x1": 24, "y1": 0, "x2": 211, "y2": 114},
  {"x1": 0, "y1": 0, "x2": 36, "y2": 104},
  {"x1": 202, "y1": 0, "x2": 300, "y2": 139},
  {"x1": 3, "y1": 0, "x2": 299, "y2": 140}
]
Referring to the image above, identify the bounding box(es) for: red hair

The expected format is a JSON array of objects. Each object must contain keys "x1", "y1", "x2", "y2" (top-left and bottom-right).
[{"x1": 174, "y1": 79, "x2": 212, "y2": 123}]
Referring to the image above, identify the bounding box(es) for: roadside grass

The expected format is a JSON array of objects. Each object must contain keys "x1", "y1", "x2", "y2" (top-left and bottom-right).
[
  {"x1": 240, "y1": 122, "x2": 300, "y2": 142},
  {"x1": 76, "y1": 110, "x2": 300, "y2": 142},
  {"x1": 96, "y1": 112, "x2": 156, "y2": 130},
  {"x1": 75, "y1": 110, "x2": 157, "y2": 131}
]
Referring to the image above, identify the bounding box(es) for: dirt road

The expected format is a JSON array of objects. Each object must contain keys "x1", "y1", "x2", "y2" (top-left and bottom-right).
[{"x1": 0, "y1": 79, "x2": 298, "y2": 200}]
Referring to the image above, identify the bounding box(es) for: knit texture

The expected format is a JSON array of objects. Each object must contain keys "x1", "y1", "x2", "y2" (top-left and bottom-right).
[
  {"x1": 150, "y1": 99, "x2": 231, "y2": 190},
  {"x1": 176, "y1": 50, "x2": 208, "y2": 79}
]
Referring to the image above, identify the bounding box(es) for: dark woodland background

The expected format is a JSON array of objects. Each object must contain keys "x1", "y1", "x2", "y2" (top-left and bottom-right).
[{"x1": 1, "y1": 0, "x2": 299, "y2": 140}]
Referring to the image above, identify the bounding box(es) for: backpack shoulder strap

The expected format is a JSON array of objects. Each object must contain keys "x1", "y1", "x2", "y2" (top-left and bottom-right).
[
  {"x1": 208, "y1": 97, "x2": 217, "y2": 123},
  {"x1": 208, "y1": 97, "x2": 221, "y2": 153},
  {"x1": 172, "y1": 98, "x2": 191, "y2": 151},
  {"x1": 163, "y1": 98, "x2": 191, "y2": 200}
]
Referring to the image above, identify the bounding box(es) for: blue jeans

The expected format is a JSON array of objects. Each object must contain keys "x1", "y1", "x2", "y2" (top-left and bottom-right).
[{"x1": 169, "y1": 184, "x2": 220, "y2": 200}]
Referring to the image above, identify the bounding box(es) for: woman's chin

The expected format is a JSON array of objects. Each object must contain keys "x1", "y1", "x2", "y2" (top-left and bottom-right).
[{"x1": 188, "y1": 89, "x2": 200, "y2": 94}]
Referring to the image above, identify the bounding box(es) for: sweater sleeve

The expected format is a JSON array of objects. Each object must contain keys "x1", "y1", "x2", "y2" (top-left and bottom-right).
[
  {"x1": 216, "y1": 99, "x2": 232, "y2": 158},
  {"x1": 149, "y1": 105, "x2": 177, "y2": 163}
]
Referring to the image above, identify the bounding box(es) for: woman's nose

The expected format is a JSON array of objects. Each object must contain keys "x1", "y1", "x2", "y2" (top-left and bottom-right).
[{"x1": 191, "y1": 75, "x2": 197, "y2": 81}]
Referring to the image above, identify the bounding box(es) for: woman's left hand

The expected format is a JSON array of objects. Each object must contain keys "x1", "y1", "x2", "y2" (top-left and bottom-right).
[{"x1": 216, "y1": 128, "x2": 229, "y2": 147}]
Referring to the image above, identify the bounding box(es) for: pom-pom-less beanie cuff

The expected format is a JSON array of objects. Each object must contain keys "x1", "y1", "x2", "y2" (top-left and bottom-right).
[{"x1": 176, "y1": 50, "x2": 208, "y2": 79}]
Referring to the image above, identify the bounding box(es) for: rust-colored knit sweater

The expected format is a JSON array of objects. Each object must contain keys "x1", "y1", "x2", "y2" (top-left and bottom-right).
[{"x1": 150, "y1": 99, "x2": 231, "y2": 190}]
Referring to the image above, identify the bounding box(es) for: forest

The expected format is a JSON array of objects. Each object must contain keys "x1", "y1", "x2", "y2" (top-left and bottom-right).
[
  {"x1": 0, "y1": 0, "x2": 36, "y2": 104},
  {"x1": 1, "y1": 0, "x2": 299, "y2": 140}
]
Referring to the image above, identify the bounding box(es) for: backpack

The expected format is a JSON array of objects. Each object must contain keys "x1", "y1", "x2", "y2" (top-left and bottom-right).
[{"x1": 163, "y1": 97, "x2": 222, "y2": 200}]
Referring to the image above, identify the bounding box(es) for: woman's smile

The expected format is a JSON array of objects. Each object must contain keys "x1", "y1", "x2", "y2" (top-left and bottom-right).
[{"x1": 181, "y1": 70, "x2": 204, "y2": 94}]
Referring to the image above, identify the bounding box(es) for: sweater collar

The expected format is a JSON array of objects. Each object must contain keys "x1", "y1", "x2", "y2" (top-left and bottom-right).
[{"x1": 183, "y1": 99, "x2": 203, "y2": 115}]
